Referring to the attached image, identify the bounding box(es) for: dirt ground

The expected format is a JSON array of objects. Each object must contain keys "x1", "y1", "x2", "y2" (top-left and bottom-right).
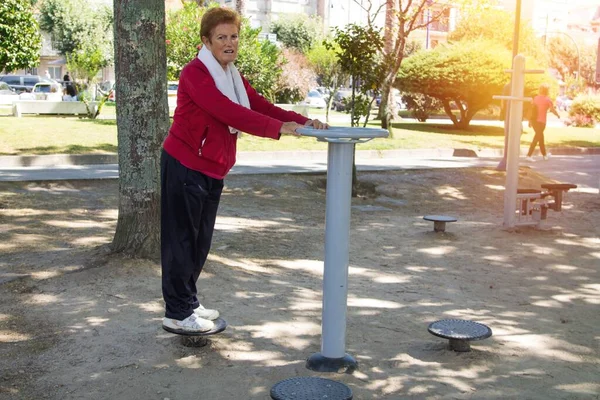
[{"x1": 0, "y1": 167, "x2": 599, "y2": 400}]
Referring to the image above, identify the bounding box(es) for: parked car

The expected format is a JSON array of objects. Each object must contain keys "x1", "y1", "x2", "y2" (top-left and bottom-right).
[
  {"x1": 556, "y1": 95, "x2": 573, "y2": 112},
  {"x1": 0, "y1": 82, "x2": 17, "y2": 96},
  {"x1": 167, "y1": 81, "x2": 179, "y2": 96},
  {"x1": 21, "y1": 82, "x2": 64, "y2": 101},
  {"x1": 0, "y1": 81, "x2": 19, "y2": 107},
  {"x1": 0, "y1": 75, "x2": 51, "y2": 93},
  {"x1": 329, "y1": 90, "x2": 352, "y2": 111},
  {"x1": 303, "y1": 89, "x2": 327, "y2": 108},
  {"x1": 97, "y1": 80, "x2": 115, "y2": 101},
  {"x1": 315, "y1": 86, "x2": 330, "y2": 97},
  {"x1": 376, "y1": 94, "x2": 407, "y2": 110},
  {"x1": 167, "y1": 81, "x2": 178, "y2": 107}
]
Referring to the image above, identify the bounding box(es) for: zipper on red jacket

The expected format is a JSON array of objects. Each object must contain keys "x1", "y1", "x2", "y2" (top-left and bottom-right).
[{"x1": 198, "y1": 125, "x2": 209, "y2": 156}]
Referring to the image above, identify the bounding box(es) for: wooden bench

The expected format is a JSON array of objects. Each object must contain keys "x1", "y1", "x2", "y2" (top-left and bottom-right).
[
  {"x1": 12, "y1": 100, "x2": 97, "y2": 117},
  {"x1": 541, "y1": 183, "x2": 577, "y2": 212},
  {"x1": 515, "y1": 183, "x2": 577, "y2": 227}
]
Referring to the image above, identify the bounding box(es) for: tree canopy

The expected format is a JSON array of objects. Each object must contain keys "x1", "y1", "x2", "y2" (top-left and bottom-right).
[
  {"x1": 0, "y1": 0, "x2": 41, "y2": 73},
  {"x1": 546, "y1": 35, "x2": 598, "y2": 89},
  {"x1": 398, "y1": 39, "x2": 551, "y2": 128},
  {"x1": 274, "y1": 48, "x2": 316, "y2": 104},
  {"x1": 330, "y1": 23, "x2": 384, "y2": 127},
  {"x1": 270, "y1": 13, "x2": 323, "y2": 53},
  {"x1": 448, "y1": 8, "x2": 544, "y2": 62},
  {"x1": 39, "y1": 0, "x2": 113, "y2": 82},
  {"x1": 306, "y1": 41, "x2": 346, "y2": 121},
  {"x1": 397, "y1": 40, "x2": 510, "y2": 128}
]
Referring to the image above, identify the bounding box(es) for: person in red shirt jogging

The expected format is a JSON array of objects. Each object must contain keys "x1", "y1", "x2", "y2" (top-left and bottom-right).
[
  {"x1": 161, "y1": 7, "x2": 328, "y2": 333},
  {"x1": 526, "y1": 83, "x2": 560, "y2": 161}
]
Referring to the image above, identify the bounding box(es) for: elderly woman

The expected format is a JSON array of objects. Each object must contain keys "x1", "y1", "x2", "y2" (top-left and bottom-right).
[{"x1": 161, "y1": 7, "x2": 327, "y2": 333}]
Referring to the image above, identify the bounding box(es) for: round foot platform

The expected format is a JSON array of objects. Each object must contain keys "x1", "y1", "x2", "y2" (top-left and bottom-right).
[
  {"x1": 163, "y1": 317, "x2": 227, "y2": 347},
  {"x1": 306, "y1": 353, "x2": 358, "y2": 374},
  {"x1": 428, "y1": 319, "x2": 492, "y2": 352},
  {"x1": 423, "y1": 215, "x2": 457, "y2": 232},
  {"x1": 270, "y1": 377, "x2": 353, "y2": 400}
]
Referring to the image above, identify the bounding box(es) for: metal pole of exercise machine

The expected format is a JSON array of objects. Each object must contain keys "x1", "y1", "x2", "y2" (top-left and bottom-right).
[
  {"x1": 497, "y1": 0, "x2": 522, "y2": 172},
  {"x1": 299, "y1": 127, "x2": 388, "y2": 373},
  {"x1": 503, "y1": 55, "x2": 527, "y2": 228},
  {"x1": 494, "y1": 55, "x2": 544, "y2": 228}
]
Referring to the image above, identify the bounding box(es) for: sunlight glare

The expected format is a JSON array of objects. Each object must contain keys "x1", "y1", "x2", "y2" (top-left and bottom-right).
[{"x1": 417, "y1": 246, "x2": 456, "y2": 256}]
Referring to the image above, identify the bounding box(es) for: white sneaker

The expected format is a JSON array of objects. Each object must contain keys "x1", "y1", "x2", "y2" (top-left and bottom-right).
[
  {"x1": 163, "y1": 313, "x2": 214, "y2": 334},
  {"x1": 193, "y1": 304, "x2": 219, "y2": 320},
  {"x1": 543, "y1": 153, "x2": 551, "y2": 160},
  {"x1": 525, "y1": 156, "x2": 535, "y2": 162}
]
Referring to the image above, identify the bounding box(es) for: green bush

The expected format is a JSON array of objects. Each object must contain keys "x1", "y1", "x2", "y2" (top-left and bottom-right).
[
  {"x1": 270, "y1": 14, "x2": 323, "y2": 53},
  {"x1": 341, "y1": 93, "x2": 372, "y2": 127},
  {"x1": 401, "y1": 93, "x2": 442, "y2": 122},
  {"x1": 568, "y1": 95, "x2": 600, "y2": 127}
]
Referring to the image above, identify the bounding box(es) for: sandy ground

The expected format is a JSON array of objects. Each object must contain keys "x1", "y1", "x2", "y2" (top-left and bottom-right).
[{"x1": 0, "y1": 167, "x2": 599, "y2": 400}]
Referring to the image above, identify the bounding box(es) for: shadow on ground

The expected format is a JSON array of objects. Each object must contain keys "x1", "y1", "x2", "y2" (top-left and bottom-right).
[{"x1": 0, "y1": 169, "x2": 598, "y2": 399}]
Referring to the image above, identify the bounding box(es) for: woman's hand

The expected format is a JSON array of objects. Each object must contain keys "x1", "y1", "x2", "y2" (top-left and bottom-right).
[
  {"x1": 280, "y1": 121, "x2": 303, "y2": 136},
  {"x1": 305, "y1": 119, "x2": 329, "y2": 130}
]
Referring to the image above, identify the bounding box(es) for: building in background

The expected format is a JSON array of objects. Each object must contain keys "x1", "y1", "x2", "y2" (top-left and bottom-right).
[
  {"x1": 9, "y1": 0, "x2": 461, "y2": 82},
  {"x1": 497, "y1": 0, "x2": 599, "y2": 45},
  {"x1": 219, "y1": 0, "x2": 456, "y2": 49}
]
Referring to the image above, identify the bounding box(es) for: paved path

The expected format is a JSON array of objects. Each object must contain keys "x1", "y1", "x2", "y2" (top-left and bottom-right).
[
  {"x1": 0, "y1": 152, "x2": 598, "y2": 194},
  {"x1": 522, "y1": 154, "x2": 599, "y2": 193}
]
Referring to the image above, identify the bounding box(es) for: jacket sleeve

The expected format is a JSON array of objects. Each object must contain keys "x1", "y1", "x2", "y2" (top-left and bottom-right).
[
  {"x1": 181, "y1": 65, "x2": 283, "y2": 140},
  {"x1": 242, "y1": 77, "x2": 311, "y2": 125}
]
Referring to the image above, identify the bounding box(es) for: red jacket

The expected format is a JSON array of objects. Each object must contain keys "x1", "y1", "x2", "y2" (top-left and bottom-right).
[{"x1": 163, "y1": 58, "x2": 309, "y2": 179}]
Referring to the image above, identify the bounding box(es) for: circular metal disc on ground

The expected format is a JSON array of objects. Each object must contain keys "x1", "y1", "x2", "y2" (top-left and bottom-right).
[
  {"x1": 162, "y1": 317, "x2": 227, "y2": 337},
  {"x1": 428, "y1": 319, "x2": 492, "y2": 341},
  {"x1": 423, "y1": 215, "x2": 458, "y2": 223},
  {"x1": 270, "y1": 377, "x2": 353, "y2": 400}
]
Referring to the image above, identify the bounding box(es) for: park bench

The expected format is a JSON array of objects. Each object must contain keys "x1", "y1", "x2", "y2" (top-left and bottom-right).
[
  {"x1": 515, "y1": 183, "x2": 577, "y2": 227},
  {"x1": 12, "y1": 100, "x2": 97, "y2": 117}
]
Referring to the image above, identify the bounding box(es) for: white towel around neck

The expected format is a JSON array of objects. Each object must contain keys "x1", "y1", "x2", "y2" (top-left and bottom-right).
[{"x1": 197, "y1": 45, "x2": 250, "y2": 135}]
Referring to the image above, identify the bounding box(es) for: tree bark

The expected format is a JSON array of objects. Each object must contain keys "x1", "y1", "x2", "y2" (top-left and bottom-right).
[
  {"x1": 112, "y1": 0, "x2": 170, "y2": 260},
  {"x1": 236, "y1": 0, "x2": 245, "y2": 16},
  {"x1": 441, "y1": 99, "x2": 480, "y2": 129}
]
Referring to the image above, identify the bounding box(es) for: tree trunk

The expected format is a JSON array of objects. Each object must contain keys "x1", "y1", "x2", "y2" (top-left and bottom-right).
[
  {"x1": 379, "y1": 76, "x2": 399, "y2": 131},
  {"x1": 442, "y1": 99, "x2": 459, "y2": 126},
  {"x1": 379, "y1": 0, "x2": 398, "y2": 126},
  {"x1": 112, "y1": 0, "x2": 170, "y2": 260},
  {"x1": 236, "y1": 0, "x2": 245, "y2": 16}
]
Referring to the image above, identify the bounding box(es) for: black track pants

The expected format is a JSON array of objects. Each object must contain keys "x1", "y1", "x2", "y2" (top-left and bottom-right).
[
  {"x1": 161, "y1": 150, "x2": 223, "y2": 320},
  {"x1": 527, "y1": 121, "x2": 547, "y2": 157}
]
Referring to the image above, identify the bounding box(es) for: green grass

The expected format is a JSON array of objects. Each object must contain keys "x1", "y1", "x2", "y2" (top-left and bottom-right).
[
  {"x1": 0, "y1": 110, "x2": 597, "y2": 155},
  {"x1": 0, "y1": 116, "x2": 118, "y2": 155}
]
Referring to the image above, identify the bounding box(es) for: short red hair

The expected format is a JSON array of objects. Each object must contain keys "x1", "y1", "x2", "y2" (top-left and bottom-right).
[{"x1": 200, "y1": 7, "x2": 241, "y2": 41}]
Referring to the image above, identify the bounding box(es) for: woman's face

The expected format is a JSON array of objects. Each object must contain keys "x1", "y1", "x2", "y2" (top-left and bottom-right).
[{"x1": 202, "y1": 23, "x2": 239, "y2": 68}]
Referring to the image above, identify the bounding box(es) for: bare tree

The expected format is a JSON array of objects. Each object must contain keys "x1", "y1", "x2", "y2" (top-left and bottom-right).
[
  {"x1": 112, "y1": 0, "x2": 170, "y2": 259},
  {"x1": 364, "y1": 0, "x2": 486, "y2": 130}
]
